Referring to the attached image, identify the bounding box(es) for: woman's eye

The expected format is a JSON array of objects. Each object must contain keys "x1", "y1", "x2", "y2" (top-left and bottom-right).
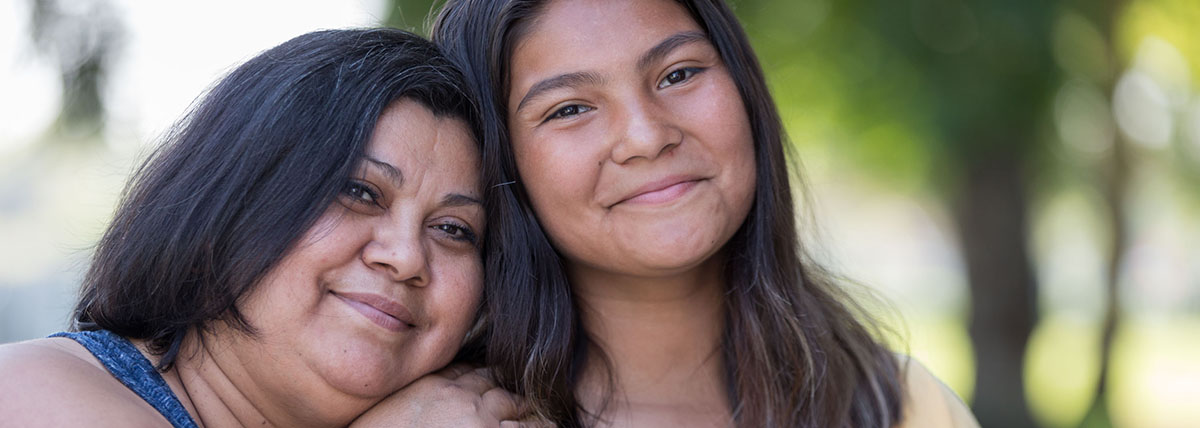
[
  {"x1": 657, "y1": 67, "x2": 702, "y2": 89},
  {"x1": 546, "y1": 104, "x2": 593, "y2": 122},
  {"x1": 342, "y1": 181, "x2": 380, "y2": 205},
  {"x1": 433, "y1": 222, "x2": 479, "y2": 246}
]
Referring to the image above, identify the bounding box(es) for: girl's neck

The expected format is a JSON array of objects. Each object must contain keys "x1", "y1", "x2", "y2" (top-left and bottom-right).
[{"x1": 570, "y1": 257, "x2": 734, "y2": 427}]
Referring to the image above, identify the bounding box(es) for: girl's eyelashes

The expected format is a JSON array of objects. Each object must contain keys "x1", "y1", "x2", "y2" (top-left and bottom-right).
[
  {"x1": 537, "y1": 65, "x2": 706, "y2": 123},
  {"x1": 432, "y1": 221, "x2": 479, "y2": 246},
  {"x1": 544, "y1": 104, "x2": 593, "y2": 123},
  {"x1": 657, "y1": 66, "x2": 704, "y2": 89}
]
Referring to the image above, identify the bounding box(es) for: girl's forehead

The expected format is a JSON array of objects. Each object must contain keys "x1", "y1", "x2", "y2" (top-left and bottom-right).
[
  {"x1": 519, "y1": 0, "x2": 699, "y2": 49},
  {"x1": 509, "y1": 0, "x2": 703, "y2": 80}
]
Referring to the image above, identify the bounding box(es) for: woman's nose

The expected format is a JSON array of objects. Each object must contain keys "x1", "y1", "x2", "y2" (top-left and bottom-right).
[
  {"x1": 610, "y1": 97, "x2": 681, "y2": 164},
  {"x1": 361, "y1": 225, "x2": 430, "y2": 286}
]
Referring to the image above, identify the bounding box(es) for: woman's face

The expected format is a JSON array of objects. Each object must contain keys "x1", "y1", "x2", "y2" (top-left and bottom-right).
[
  {"x1": 215, "y1": 99, "x2": 484, "y2": 404},
  {"x1": 506, "y1": 0, "x2": 755, "y2": 279}
]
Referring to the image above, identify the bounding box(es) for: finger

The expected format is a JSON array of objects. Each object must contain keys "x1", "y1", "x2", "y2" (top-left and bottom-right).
[
  {"x1": 482, "y1": 388, "x2": 526, "y2": 420},
  {"x1": 451, "y1": 370, "x2": 498, "y2": 395},
  {"x1": 470, "y1": 367, "x2": 498, "y2": 383}
]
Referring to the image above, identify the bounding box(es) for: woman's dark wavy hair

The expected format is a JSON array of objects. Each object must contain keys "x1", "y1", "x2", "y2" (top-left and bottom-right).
[
  {"x1": 73, "y1": 28, "x2": 476, "y2": 370},
  {"x1": 433, "y1": 0, "x2": 904, "y2": 426}
]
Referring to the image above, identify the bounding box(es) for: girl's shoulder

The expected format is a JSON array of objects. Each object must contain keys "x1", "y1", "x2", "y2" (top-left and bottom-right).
[
  {"x1": 0, "y1": 338, "x2": 167, "y2": 426},
  {"x1": 895, "y1": 355, "x2": 980, "y2": 428}
]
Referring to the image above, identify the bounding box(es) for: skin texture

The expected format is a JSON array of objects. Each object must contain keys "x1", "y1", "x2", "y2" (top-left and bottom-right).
[
  {"x1": 899, "y1": 357, "x2": 983, "y2": 428},
  {"x1": 0, "y1": 338, "x2": 169, "y2": 427},
  {"x1": 178, "y1": 99, "x2": 486, "y2": 427},
  {"x1": 351, "y1": 364, "x2": 543, "y2": 428},
  {"x1": 0, "y1": 100, "x2": 492, "y2": 428},
  {"x1": 505, "y1": 0, "x2": 754, "y2": 426},
  {"x1": 507, "y1": 0, "x2": 756, "y2": 283}
]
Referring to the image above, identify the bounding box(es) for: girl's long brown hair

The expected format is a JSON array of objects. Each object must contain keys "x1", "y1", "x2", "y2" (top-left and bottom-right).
[{"x1": 434, "y1": 1, "x2": 905, "y2": 426}]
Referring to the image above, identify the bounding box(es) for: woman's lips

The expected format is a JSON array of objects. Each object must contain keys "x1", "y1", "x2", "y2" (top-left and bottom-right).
[
  {"x1": 615, "y1": 177, "x2": 702, "y2": 206},
  {"x1": 332, "y1": 291, "x2": 415, "y2": 332}
]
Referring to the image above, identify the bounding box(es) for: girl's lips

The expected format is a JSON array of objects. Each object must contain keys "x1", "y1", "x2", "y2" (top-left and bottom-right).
[
  {"x1": 331, "y1": 292, "x2": 415, "y2": 332},
  {"x1": 616, "y1": 178, "x2": 702, "y2": 206}
]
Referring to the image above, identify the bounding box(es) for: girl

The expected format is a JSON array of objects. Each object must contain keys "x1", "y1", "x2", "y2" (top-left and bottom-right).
[{"x1": 430, "y1": 0, "x2": 979, "y2": 427}]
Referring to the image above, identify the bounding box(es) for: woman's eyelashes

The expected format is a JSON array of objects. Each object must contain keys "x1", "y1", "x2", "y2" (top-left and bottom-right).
[
  {"x1": 657, "y1": 66, "x2": 704, "y2": 89},
  {"x1": 432, "y1": 221, "x2": 479, "y2": 246},
  {"x1": 341, "y1": 179, "x2": 383, "y2": 208},
  {"x1": 338, "y1": 177, "x2": 480, "y2": 247}
]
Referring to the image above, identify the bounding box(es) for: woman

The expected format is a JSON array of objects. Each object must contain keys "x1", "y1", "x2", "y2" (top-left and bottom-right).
[
  {"x1": 0, "y1": 29, "x2": 523, "y2": 427},
  {"x1": 430, "y1": 0, "x2": 979, "y2": 427}
]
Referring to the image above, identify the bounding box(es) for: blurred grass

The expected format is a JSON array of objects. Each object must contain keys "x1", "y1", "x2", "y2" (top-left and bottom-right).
[
  {"x1": 898, "y1": 315, "x2": 976, "y2": 403},
  {"x1": 1026, "y1": 314, "x2": 1200, "y2": 428},
  {"x1": 1108, "y1": 316, "x2": 1200, "y2": 428},
  {"x1": 900, "y1": 313, "x2": 1200, "y2": 428},
  {"x1": 1026, "y1": 314, "x2": 1103, "y2": 427}
]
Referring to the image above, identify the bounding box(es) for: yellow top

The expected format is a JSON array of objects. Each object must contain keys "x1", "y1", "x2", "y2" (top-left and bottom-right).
[{"x1": 896, "y1": 356, "x2": 981, "y2": 428}]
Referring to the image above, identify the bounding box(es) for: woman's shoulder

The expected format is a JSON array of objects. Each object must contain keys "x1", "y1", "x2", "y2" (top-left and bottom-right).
[
  {"x1": 894, "y1": 354, "x2": 980, "y2": 428},
  {"x1": 0, "y1": 337, "x2": 168, "y2": 426}
]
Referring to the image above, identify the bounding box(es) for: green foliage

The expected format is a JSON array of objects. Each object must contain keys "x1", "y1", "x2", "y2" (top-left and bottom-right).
[
  {"x1": 383, "y1": 0, "x2": 445, "y2": 36},
  {"x1": 736, "y1": 0, "x2": 944, "y2": 193},
  {"x1": 734, "y1": 0, "x2": 1061, "y2": 195}
]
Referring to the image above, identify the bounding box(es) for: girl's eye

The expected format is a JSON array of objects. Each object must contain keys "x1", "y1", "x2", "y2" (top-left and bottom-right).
[
  {"x1": 657, "y1": 67, "x2": 702, "y2": 89},
  {"x1": 546, "y1": 104, "x2": 593, "y2": 122},
  {"x1": 342, "y1": 180, "x2": 380, "y2": 206},
  {"x1": 433, "y1": 222, "x2": 479, "y2": 246}
]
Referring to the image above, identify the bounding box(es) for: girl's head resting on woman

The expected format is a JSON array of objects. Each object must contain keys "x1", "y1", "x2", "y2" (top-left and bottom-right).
[
  {"x1": 434, "y1": 0, "x2": 903, "y2": 426},
  {"x1": 75, "y1": 28, "x2": 484, "y2": 406}
]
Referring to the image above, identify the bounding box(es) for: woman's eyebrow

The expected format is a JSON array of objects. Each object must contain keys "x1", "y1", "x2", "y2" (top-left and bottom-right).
[
  {"x1": 440, "y1": 193, "x2": 482, "y2": 208},
  {"x1": 515, "y1": 71, "x2": 605, "y2": 114},
  {"x1": 636, "y1": 30, "x2": 709, "y2": 72},
  {"x1": 363, "y1": 156, "x2": 404, "y2": 188}
]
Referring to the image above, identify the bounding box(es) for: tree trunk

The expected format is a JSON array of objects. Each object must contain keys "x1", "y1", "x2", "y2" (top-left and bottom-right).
[
  {"x1": 957, "y1": 152, "x2": 1039, "y2": 428},
  {"x1": 30, "y1": 0, "x2": 122, "y2": 141}
]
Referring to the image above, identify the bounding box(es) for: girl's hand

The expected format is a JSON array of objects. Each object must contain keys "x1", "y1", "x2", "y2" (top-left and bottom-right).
[{"x1": 350, "y1": 364, "x2": 549, "y2": 428}]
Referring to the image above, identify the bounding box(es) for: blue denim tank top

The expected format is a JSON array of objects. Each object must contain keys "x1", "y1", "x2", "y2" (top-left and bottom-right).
[{"x1": 50, "y1": 330, "x2": 199, "y2": 428}]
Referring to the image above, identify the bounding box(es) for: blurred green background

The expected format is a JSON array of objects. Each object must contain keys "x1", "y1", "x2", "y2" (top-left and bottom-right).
[{"x1": 1, "y1": 1, "x2": 1197, "y2": 427}]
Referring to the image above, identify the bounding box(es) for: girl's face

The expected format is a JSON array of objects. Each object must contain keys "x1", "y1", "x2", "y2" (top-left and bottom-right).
[{"x1": 507, "y1": 0, "x2": 755, "y2": 280}]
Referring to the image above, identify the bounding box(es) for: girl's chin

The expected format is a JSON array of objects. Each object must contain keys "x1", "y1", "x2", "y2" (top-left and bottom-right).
[
  {"x1": 625, "y1": 235, "x2": 728, "y2": 269},
  {"x1": 577, "y1": 249, "x2": 725, "y2": 280}
]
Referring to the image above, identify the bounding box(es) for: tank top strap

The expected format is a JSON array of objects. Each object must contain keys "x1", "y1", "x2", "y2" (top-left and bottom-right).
[{"x1": 50, "y1": 330, "x2": 199, "y2": 428}]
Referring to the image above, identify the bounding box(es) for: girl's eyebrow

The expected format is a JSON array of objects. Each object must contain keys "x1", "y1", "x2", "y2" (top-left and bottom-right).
[
  {"x1": 636, "y1": 31, "x2": 709, "y2": 72},
  {"x1": 515, "y1": 71, "x2": 605, "y2": 114},
  {"x1": 513, "y1": 31, "x2": 708, "y2": 115}
]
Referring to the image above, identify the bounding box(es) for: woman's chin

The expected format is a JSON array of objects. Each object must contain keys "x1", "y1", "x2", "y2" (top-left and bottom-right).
[{"x1": 315, "y1": 346, "x2": 428, "y2": 400}]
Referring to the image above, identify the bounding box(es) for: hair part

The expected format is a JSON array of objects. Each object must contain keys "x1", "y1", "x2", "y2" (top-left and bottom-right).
[
  {"x1": 75, "y1": 28, "x2": 475, "y2": 370},
  {"x1": 433, "y1": 0, "x2": 904, "y2": 426}
]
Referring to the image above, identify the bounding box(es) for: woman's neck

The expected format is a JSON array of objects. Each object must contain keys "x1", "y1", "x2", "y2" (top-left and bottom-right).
[
  {"x1": 570, "y1": 257, "x2": 734, "y2": 427},
  {"x1": 137, "y1": 332, "x2": 369, "y2": 428}
]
